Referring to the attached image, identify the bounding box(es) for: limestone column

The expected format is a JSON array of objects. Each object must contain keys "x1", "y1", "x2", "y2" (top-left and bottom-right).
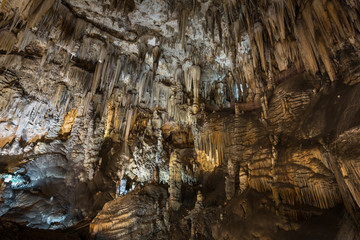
[
  {"x1": 189, "y1": 191, "x2": 203, "y2": 240},
  {"x1": 225, "y1": 159, "x2": 236, "y2": 200},
  {"x1": 169, "y1": 150, "x2": 182, "y2": 211}
]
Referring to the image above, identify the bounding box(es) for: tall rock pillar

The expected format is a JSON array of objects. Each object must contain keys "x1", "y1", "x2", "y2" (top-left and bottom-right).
[{"x1": 169, "y1": 150, "x2": 182, "y2": 211}]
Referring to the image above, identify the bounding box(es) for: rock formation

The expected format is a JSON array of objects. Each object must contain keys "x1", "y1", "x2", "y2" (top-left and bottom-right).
[{"x1": 0, "y1": 0, "x2": 360, "y2": 239}]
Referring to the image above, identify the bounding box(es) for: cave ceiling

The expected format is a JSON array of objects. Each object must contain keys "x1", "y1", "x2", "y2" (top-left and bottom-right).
[{"x1": 1, "y1": 0, "x2": 360, "y2": 239}]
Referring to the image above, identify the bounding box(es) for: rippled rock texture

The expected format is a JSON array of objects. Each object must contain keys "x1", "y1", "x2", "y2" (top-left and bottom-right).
[
  {"x1": 1, "y1": 0, "x2": 360, "y2": 239},
  {"x1": 90, "y1": 184, "x2": 169, "y2": 240}
]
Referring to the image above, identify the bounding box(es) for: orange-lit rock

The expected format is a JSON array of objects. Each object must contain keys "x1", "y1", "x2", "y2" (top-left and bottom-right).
[{"x1": 59, "y1": 109, "x2": 77, "y2": 138}]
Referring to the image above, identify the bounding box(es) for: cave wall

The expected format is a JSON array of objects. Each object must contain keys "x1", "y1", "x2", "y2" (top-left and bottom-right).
[{"x1": 1, "y1": 0, "x2": 360, "y2": 239}]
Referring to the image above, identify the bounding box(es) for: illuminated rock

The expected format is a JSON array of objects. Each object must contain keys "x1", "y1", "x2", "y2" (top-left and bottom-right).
[{"x1": 1, "y1": 0, "x2": 360, "y2": 238}]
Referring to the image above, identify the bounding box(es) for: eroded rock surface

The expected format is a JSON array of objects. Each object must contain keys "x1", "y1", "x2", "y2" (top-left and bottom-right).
[{"x1": 1, "y1": 0, "x2": 360, "y2": 239}]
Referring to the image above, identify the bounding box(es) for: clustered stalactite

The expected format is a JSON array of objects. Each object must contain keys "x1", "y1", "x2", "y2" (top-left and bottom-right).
[
  {"x1": 1, "y1": 0, "x2": 359, "y2": 147},
  {"x1": 1, "y1": 0, "x2": 360, "y2": 239}
]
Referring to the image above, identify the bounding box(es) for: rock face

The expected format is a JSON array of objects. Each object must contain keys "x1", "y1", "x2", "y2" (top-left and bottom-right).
[
  {"x1": 1, "y1": 0, "x2": 360, "y2": 239},
  {"x1": 90, "y1": 184, "x2": 169, "y2": 240}
]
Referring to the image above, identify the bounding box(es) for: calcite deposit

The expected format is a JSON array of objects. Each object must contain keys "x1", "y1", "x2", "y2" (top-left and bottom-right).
[{"x1": 1, "y1": 0, "x2": 360, "y2": 239}]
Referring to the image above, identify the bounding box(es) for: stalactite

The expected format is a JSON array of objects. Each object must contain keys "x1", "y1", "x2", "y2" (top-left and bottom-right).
[
  {"x1": 294, "y1": 20, "x2": 318, "y2": 75},
  {"x1": 68, "y1": 66, "x2": 93, "y2": 94},
  {"x1": 223, "y1": 2, "x2": 230, "y2": 32},
  {"x1": 99, "y1": 53, "x2": 115, "y2": 93},
  {"x1": 73, "y1": 18, "x2": 87, "y2": 41},
  {"x1": 274, "y1": 41, "x2": 288, "y2": 72},
  {"x1": 124, "y1": 108, "x2": 133, "y2": 141},
  {"x1": 233, "y1": 19, "x2": 241, "y2": 46},
  {"x1": 0, "y1": 54, "x2": 21, "y2": 70},
  {"x1": 205, "y1": 5, "x2": 222, "y2": 44},
  {"x1": 216, "y1": 8, "x2": 223, "y2": 44},
  {"x1": 186, "y1": 65, "x2": 201, "y2": 104},
  {"x1": 312, "y1": 0, "x2": 332, "y2": 41},
  {"x1": 254, "y1": 22, "x2": 266, "y2": 71},
  {"x1": 284, "y1": 0, "x2": 296, "y2": 26},
  {"x1": 316, "y1": 33, "x2": 336, "y2": 82},
  {"x1": 179, "y1": 9, "x2": 189, "y2": 49},
  {"x1": 326, "y1": 0, "x2": 346, "y2": 40},
  {"x1": 0, "y1": 30, "x2": 16, "y2": 53},
  {"x1": 196, "y1": 118, "x2": 229, "y2": 171},
  {"x1": 275, "y1": 1, "x2": 286, "y2": 41},
  {"x1": 9, "y1": 9, "x2": 21, "y2": 32},
  {"x1": 27, "y1": 0, "x2": 56, "y2": 29},
  {"x1": 266, "y1": 4, "x2": 279, "y2": 41},
  {"x1": 175, "y1": 66, "x2": 183, "y2": 87},
  {"x1": 136, "y1": 70, "x2": 150, "y2": 104},
  {"x1": 104, "y1": 56, "x2": 119, "y2": 99},
  {"x1": 348, "y1": 8, "x2": 360, "y2": 35},
  {"x1": 206, "y1": 6, "x2": 215, "y2": 42},
  {"x1": 302, "y1": 3, "x2": 315, "y2": 40},
  {"x1": 52, "y1": 84, "x2": 67, "y2": 108},
  {"x1": 333, "y1": 0, "x2": 354, "y2": 37},
  {"x1": 76, "y1": 37, "x2": 103, "y2": 63},
  {"x1": 16, "y1": 28, "x2": 36, "y2": 52},
  {"x1": 1, "y1": 0, "x2": 8, "y2": 10},
  {"x1": 152, "y1": 45, "x2": 160, "y2": 79},
  {"x1": 249, "y1": 30, "x2": 259, "y2": 72},
  {"x1": 58, "y1": 10, "x2": 87, "y2": 48},
  {"x1": 91, "y1": 62, "x2": 103, "y2": 96}
]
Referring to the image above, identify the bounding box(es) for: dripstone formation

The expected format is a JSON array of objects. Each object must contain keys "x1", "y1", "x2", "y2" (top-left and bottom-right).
[{"x1": 1, "y1": 0, "x2": 360, "y2": 239}]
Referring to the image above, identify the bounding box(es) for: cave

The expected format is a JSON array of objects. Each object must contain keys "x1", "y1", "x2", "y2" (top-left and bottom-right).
[{"x1": 1, "y1": 0, "x2": 360, "y2": 239}]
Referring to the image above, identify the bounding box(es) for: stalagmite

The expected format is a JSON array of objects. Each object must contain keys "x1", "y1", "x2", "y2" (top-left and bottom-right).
[
  {"x1": 169, "y1": 150, "x2": 182, "y2": 211},
  {"x1": 214, "y1": 81, "x2": 225, "y2": 106},
  {"x1": 239, "y1": 167, "x2": 248, "y2": 194},
  {"x1": 225, "y1": 160, "x2": 236, "y2": 200},
  {"x1": 186, "y1": 190, "x2": 204, "y2": 240}
]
